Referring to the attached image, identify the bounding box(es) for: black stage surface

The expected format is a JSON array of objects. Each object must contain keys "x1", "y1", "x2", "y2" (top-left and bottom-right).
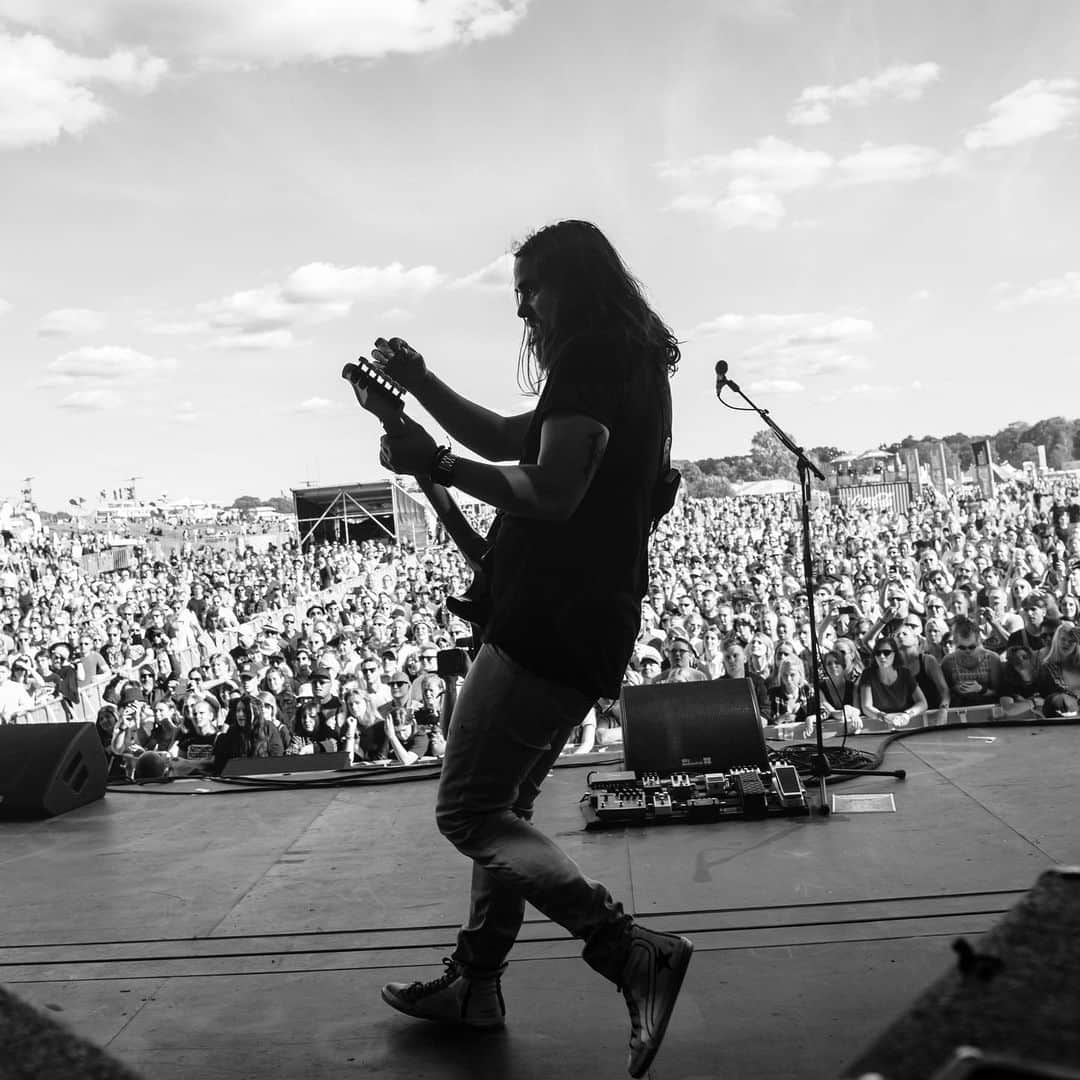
[{"x1": 2, "y1": 723, "x2": 1078, "y2": 1080}]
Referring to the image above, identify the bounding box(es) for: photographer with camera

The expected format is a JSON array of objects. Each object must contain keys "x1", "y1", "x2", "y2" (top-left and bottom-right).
[{"x1": 110, "y1": 698, "x2": 179, "y2": 780}]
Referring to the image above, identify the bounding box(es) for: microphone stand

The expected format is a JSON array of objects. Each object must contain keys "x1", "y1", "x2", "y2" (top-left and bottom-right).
[{"x1": 716, "y1": 373, "x2": 906, "y2": 815}]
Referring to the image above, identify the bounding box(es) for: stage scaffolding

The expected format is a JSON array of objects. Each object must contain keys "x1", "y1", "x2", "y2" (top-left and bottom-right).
[{"x1": 291, "y1": 481, "x2": 430, "y2": 551}]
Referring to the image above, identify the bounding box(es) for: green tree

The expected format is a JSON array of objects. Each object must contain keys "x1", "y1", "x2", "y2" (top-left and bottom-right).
[
  {"x1": 809, "y1": 445, "x2": 846, "y2": 464},
  {"x1": 231, "y1": 496, "x2": 261, "y2": 512},
  {"x1": 749, "y1": 429, "x2": 797, "y2": 481},
  {"x1": 691, "y1": 475, "x2": 737, "y2": 498}
]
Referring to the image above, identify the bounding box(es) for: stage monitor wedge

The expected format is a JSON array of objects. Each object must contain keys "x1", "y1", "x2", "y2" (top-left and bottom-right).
[
  {"x1": 0, "y1": 722, "x2": 108, "y2": 819},
  {"x1": 620, "y1": 678, "x2": 768, "y2": 776}
]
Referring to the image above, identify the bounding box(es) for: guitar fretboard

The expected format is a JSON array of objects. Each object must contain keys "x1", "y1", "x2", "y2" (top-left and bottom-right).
[{"x1": 351, "y1": 358, "x2": 406, "y2": 403}]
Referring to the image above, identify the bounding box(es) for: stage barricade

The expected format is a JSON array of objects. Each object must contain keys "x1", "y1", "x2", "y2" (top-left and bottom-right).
[
  {"x1": 78, "y1": 678, "x2": 109, "y2": 724},
  {"x1": 765, "y1": 702, "x2": 1039, "y2": 741},
  {"x1": 15, "y1": 699, "x2": 70, "y2": 726}
]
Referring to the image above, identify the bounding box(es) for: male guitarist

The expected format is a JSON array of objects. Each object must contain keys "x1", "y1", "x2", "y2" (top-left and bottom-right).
[{"x1": 368, "y1": 219, "x2": 690, "y2": 1078}]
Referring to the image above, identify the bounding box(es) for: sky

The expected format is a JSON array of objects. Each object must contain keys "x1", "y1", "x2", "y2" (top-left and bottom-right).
[{"x1": 2, "y1": 0, "x2": 1079, "y2": 511}]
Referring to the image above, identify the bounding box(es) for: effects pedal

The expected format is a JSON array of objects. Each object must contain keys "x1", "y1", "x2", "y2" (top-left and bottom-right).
[{"x1": 581, "y1": 763, "x2": 809, "y2": 829}]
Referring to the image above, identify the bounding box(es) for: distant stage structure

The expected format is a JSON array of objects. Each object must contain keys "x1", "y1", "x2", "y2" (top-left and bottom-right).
[{"x1": 291, "y1": 480, "x2": 430, "y2": 551}]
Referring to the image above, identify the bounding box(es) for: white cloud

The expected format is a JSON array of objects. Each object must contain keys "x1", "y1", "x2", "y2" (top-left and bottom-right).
[
  {"x1": 964, "y1": 79, "x2": 1080, "y2": 150},
  {"x1": 295, "y1": 396, "x2": 336, "y2": 413},
  {"x1": 820, "y1": 382, "x2": 898, "y2": 402},
  {"x1": 212, "y1": 329, "x2": 299, "y2": 351},
  {"x1": 787, "y1": 62, "x2": 941, "y2": 125},
  {"x1": 450, "y1": 253, "x2": 515, "y2": 291},
  {"x1": 747, "y1": 379, "x2": 804, "y2": 393},
  {"x1": 740, "y1": 314, "x2": 875, "y2": 380},
  {"x1": 380, "y1": 307, "x2": 415, "y2": 322},
  {"x1": 911, "y1": 288, "x2": 932, "y2": 302},
  {"x1": 738, "y1": 348, "x2": 870, "y2": 380},
  {"x1": 198, "y1": 261, "x2": 444, "y2": 339},
  {"x1": 47, "y1": 345, "x2": 175, "y2": 381},
  {"x1": 37, "y1": 307, "x2": 107, "y2": 337},
  {"x1": 3, "y1": 1, "x2": 530, "y2": 68},
  {"x1": 784, "y1": 317, "x2": 874, "y2": 346},
  {"x1": 283, "y1": 262, "x2": 444, "y2": 303},
  {"x1": 834, "y1": 143, "x2": 951, "y2": 185},
  {"x1": 0, "y1": 29, "x2": 166, "y2": 150},
  {"x1": 688, "y1": 311, "x2": 825, "y2": 338},
  {"x1": 658, "y1": 137, "x2": 832, "y2": 191},
  {"x1": 58, "y1": 388, "x2": 124, "y2": 410},
  {"x1": 0, "y1": 297, "x2": 10, "y2": 317},
  {"x1": 659, "y1": 135, "x2": 950, "y2": 229},
  {"x1": 200, "y1": 285, "x2": 327, "y2": 333},
  {"x1": 994, "y1": 271, "x2": 1080, "y2": 310},
  {"x1": 708, "y1": 190, "x2": 787, "y2": 230}
]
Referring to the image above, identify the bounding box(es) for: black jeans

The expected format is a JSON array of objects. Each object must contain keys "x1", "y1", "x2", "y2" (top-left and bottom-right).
[{"x1": 436, "y1": 644, "x2": 633, "y2": 983}]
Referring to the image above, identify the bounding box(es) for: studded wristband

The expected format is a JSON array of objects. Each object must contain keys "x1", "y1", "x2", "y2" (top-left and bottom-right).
[{"x1": 429, "y1": 445, "x2": 458, "y2": 488}]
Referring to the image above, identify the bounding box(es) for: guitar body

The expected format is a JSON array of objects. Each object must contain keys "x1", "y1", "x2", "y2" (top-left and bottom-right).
[{"x1": 445, "y1": 516, "x2": 501, "y2": 636}]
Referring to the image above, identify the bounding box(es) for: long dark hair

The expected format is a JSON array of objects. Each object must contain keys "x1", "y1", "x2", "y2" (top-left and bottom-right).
[
  {"x1": 226, "y1": 694, "x2": 272, "y2": 758},
  {"x1": 512, "y1": 220, "x2": 681, "y2": 394}
]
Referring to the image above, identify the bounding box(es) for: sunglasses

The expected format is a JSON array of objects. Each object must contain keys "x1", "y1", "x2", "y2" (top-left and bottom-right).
[
  {"x1": 955, "y1": 643, "x2": 978, "y2": 651},
  {"x1": 874, "y1": 650, "x2": 895, "y2": 658},
  {"x1": 390, "y1": 680, "x2": 410, "y2": 687}
]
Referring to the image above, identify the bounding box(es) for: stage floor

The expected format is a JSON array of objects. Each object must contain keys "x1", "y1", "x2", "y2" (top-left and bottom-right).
[{"x1": 2, "y1": 723, "x2": 1078, "y2": 1080}]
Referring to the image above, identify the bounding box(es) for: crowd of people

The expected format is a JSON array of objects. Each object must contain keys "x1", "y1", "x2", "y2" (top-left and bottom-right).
[{"x1": 3, "y1": 475, "x2": 1080, "y2": 779}]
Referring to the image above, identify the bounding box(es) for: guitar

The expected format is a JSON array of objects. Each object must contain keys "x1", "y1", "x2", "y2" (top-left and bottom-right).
[
  {"x1": 342, "y1": 357, "x2": 496, "y2": 637},
  {"x1": 341, "y1": 357, "x2": 407, "y2": 434}
]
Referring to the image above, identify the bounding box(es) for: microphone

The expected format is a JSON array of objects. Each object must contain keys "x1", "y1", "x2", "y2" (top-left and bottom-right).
[{"x1": 715, "y1": 360, "x2": 729, "y2": 397}]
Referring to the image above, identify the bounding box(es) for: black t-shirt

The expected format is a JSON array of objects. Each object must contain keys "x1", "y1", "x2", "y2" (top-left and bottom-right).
[
  {"x1": 1007, "y1": 625, "x2": 1052, "y2": 653},
  {"x1": 485, "y1": 334, "x2": 668, "y2": 698}
]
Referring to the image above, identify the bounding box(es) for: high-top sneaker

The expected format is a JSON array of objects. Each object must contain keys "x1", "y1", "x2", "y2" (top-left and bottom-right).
[
  {"x1": 381, "y1": 958, "x2": 507, "y2": 1029},
  {"x1": 619, "y1": 926, "x2": 693, "y2": 1078}
]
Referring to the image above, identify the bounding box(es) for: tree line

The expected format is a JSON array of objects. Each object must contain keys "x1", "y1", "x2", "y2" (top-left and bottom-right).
[{"x1": 675, "y1": 416, "x2": 1080, "y2": 499}]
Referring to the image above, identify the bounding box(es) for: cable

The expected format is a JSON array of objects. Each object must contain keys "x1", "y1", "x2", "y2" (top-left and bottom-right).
[
  {"x1": 105, "y1": 748, "x2": 620, "y2": 796},
  {"x1": 771, "y1": 713, "x2": 1080, "y2": 786}
]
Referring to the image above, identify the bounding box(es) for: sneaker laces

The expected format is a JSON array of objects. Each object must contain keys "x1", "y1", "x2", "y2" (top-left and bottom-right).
[{"x1": 401, "y1": 957, "x2": 459, "y2": 1001}]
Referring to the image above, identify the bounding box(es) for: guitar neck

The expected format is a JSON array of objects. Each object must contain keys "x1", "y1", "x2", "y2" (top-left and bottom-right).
[
  {"x1": 342, "y1": 359, "x2": 407, "y2": 432},
  {"x1": 419, "y1": 479, "x2": 489, "y2": 567}
]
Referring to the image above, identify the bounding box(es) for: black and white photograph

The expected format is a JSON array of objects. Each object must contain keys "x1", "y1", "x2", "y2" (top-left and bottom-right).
[{"x1": 2, "y1": 2, "x2": 1080, "y2": 1078}]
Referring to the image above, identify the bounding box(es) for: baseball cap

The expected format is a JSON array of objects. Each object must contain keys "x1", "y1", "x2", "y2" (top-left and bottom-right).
[{"x1": 310, "y1": 665, "x2": 333, "y2": 682}]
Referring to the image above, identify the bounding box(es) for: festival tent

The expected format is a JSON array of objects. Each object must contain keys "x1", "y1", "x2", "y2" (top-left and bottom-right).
[
  {"x1": 736, "y1": 479, "x2": 799, "y2": 497},
  {"x1": 290, "y1": 481, "x2": 430, "y2": 551}
]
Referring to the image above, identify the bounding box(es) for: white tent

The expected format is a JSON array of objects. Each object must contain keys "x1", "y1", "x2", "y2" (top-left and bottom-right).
[{"x1": 736, "y1": 479, "x2": 799, "y2": 497}]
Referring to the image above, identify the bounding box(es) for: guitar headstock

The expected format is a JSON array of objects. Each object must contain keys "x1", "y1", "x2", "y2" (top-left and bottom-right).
[{"x1": 342, "y1": 358, "x2": 406, "y2": 429}]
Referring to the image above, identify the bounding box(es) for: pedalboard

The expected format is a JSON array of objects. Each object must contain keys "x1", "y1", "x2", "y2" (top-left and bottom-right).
[{"x1": 580, "y1": 763, "x2": 808, "y2": 829}]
